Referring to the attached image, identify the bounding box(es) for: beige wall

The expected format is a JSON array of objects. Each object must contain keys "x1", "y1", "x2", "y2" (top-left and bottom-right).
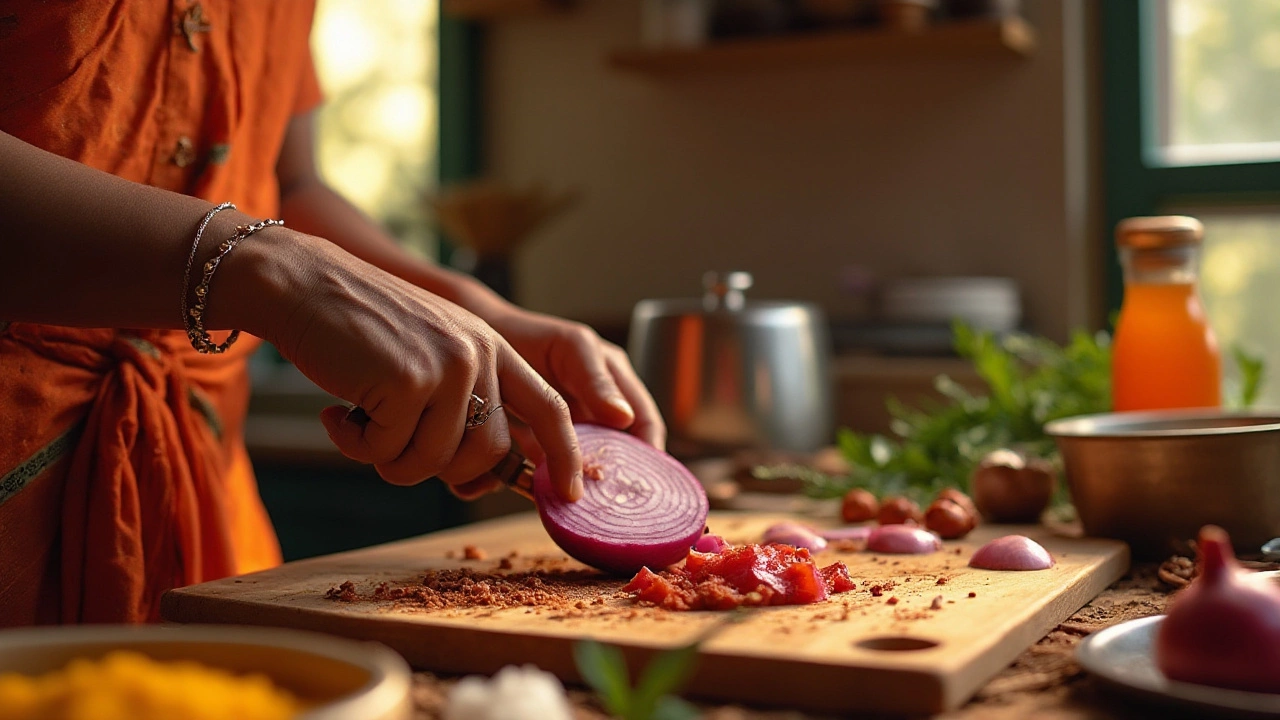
[{"x1": 485, "y1": 0, "x2": 1095, "y2": 341}]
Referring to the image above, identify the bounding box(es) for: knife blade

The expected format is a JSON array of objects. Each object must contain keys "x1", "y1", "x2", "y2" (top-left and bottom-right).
[{"x1": 344, "y1": 406, "x2": 535, "y2": 501}]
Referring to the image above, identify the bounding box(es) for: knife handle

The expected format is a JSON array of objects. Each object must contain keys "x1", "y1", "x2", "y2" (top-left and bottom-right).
[{"x1": 344, "y1": 406, "x2": 535, "y2": 502}]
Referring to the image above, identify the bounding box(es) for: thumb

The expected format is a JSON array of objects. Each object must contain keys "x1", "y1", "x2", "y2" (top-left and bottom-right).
[{"x1": 320, "y1": 404, "x2": 370, "y2": 460}]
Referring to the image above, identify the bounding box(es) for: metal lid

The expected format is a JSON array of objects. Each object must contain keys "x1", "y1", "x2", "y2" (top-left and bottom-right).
[
  {"x1": 631, "y1": 271, "x2": 823, "y2": 325},
  {"x1": 1115, "y1": 215, "x2": 1204, "y2": 249}
]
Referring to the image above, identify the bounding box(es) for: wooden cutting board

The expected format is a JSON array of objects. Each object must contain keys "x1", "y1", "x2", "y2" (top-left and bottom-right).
[{"x1": 161, "y1": 511, "x2": 1128, "y2": 715}]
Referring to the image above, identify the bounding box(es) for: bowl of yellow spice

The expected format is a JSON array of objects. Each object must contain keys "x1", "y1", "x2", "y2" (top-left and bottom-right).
[{"x1": 0, "y1": 625, "x2": 412, "y2": 720}]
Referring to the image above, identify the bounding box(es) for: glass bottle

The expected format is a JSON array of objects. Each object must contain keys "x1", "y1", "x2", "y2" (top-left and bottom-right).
[{"x1": 1111, "y1": 215, "x2": 1221, "y2": 411}]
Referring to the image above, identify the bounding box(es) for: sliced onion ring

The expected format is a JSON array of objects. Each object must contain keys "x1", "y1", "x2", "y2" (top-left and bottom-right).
[{"x1": 533, "y1": 424, "x2": 709, "y2": 575}]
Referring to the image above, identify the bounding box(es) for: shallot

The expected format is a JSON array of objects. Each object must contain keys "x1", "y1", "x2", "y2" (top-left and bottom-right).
[
  {"x1": 694, "y1": 533, "x2": 730, "y2": 554},
  {"x1": 968, "y1": 535, "x2": 1054, "y2": 571},
  {"x1": 533, "y1": 424, "x2": 709, "y2": 575},
  {"x1": 969, "y1": 449, "x2": 1056, "y2": 523},
  {"x1": 840, "y1": 488, "x2": 879, "y2": 523},
  {"x1": 866, "y1": 524, "x2": 942, "y2": 555},
  {"x1": 763, "y1": 522, "x2": 828, "y2": 552},
  {"x1": 877, "y1": 496, "x2": 923, "y2": 526},
  {"x1": 1156, "y1": 525, "x2": 1280, "y2": 694},
  {"x1": 925, "y1": 498, "x2": 976, "y2": 540}
]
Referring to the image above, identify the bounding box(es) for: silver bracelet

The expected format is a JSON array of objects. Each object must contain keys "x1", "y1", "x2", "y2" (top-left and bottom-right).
[
  {"x1": 185, "y1": 218, "x2": 285, "y2": 354},
  {"x1": 182, "y1": 202, "x2": 236, "y2": 335}
]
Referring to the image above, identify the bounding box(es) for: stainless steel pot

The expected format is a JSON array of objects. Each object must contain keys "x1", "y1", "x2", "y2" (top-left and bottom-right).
[{"x1": 627, "y1": 271, "x2": 833, "y2": 458}]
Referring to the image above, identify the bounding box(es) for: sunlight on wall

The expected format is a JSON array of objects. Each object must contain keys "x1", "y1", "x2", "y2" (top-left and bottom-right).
[
  {"x1": 311, "y1": 0, "x2": 438, "y2": 258},
  {"x1": 1198, "y1": 211, "x2": 1280, "y2": 407}
]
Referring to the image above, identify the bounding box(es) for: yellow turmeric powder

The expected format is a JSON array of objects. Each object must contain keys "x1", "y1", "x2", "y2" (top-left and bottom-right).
[{"x1": 0, "y1": 650, "x2": 302, "y2": 720}]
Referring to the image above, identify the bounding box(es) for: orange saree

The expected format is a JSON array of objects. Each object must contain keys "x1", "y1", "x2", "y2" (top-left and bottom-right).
[{"x1": 0, "y1": 1, "x2": 322, "y2": 625}]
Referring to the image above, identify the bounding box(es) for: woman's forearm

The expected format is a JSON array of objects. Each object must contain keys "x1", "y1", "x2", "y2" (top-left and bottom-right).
[
  {"x1": 277, "y1": 178, "x2": 510, "y2": 320},
  {"x1": 0, "y1": 130, "x2": 296, "y2": 337}
]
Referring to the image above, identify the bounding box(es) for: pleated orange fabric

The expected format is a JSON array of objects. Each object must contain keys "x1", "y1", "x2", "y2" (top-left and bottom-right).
[{"x1": 0, "y1": 0, "x2": 322, "y2": 625}]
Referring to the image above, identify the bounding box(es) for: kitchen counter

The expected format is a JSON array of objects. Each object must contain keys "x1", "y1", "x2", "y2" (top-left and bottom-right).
[{"x1": 403, "y1": 563, "x2": 1180, "y2": 719}]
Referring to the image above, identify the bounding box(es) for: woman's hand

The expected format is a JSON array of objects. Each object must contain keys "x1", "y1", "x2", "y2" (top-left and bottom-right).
[
  {"x1": 229, "y1": 230, "x2": 584, "y2": 502},
  {"x1": 484, "y1": 306, "x2": 666, "y2": 466}
]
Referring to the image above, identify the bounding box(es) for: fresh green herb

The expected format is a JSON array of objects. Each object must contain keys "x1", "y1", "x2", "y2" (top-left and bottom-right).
[
  {"x1": 573, "y1": 641, "x2": 698, "y2": 720},
  {"x1": 1229, "y1": 345, "x2": 1266, "y2": 409},
  {"x1": 756, "y1": 321, "x2": 1266, "y2": 502},
  {"x1": 573, "y1": 611, "x2": 755, "y2": 719}
]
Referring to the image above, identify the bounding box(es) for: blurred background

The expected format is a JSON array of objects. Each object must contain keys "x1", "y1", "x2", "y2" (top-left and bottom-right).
[{"x1": 248, "y1": 0, "x2": 1280, "y2": 560}]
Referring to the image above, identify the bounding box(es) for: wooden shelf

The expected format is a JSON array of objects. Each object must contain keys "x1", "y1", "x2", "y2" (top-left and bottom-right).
[
  {"x1": 608, "y1": 17, "x2": 1035, "y2": 74},
  {"x1": 443, "y1": 0, "x2": 573, "y2": 20}
]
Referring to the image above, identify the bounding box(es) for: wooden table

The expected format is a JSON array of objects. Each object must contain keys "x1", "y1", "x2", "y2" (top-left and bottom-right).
[{"x1": 403, "y1": 562, "x2": 1178, "y2": 720}]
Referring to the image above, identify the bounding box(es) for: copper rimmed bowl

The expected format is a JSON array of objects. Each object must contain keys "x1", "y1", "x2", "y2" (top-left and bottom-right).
[{"x1": 1045, "y1": 409, "x2": 1280, "y2": 560}]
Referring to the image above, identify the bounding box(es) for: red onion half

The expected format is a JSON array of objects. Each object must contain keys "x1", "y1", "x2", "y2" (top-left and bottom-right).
[
  {"x1": 968, "y1": 535, "x2": 1053, "y2": 571},
  {"x1": 866, "y1": 525, "x2": 942, "y2": 555},
  {"x1": 533, "y1": 424, "x2": 709, "y2": 575}
]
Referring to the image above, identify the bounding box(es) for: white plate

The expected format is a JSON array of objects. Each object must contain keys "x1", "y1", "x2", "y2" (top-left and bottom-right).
[{"x1": 1076, "y1": 615, "x2": 1280, "y2": 719}]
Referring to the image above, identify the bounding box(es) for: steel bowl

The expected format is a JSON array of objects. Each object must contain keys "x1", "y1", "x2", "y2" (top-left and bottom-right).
[{"x1": 1046, "y1": 409, "x2": 1280, "y2": 560}]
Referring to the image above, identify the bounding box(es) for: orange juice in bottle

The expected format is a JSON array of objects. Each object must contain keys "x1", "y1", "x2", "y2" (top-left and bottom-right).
[{"x1": 1111, "y1": 216, "x2": 1221, "y2": 411}]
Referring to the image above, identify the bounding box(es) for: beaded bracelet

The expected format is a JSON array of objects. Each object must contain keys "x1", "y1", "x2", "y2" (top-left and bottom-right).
[
  {"x1": 181, "y1": 202, "x2": 235, "y2": 332},
  {"x1": 184, "y1": 215, "x2": 284, "y2": 354}
]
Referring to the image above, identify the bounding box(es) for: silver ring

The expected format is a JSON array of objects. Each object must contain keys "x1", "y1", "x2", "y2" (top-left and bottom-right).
[{"x1": 465, "y1": 393, "x2": 502, "y2": 429}]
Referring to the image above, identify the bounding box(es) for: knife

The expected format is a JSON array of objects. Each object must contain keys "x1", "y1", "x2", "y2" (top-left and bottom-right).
[{"x1": 344, "y1": 406, "x2": 536, "y2": 501}]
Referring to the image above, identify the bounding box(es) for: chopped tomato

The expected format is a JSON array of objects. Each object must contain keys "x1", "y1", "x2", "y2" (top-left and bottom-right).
[{"x1": 624, "y1": 543, "x2": 855, "y2": 611}]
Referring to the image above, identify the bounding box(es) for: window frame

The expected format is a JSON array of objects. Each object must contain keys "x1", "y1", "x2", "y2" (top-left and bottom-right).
[
  {"x1": 1101, "y1": 0, "x2": 1280, "y2": 312},
  {"x1": 436, "y1": 17, "x2": 484, "y2": 265}
]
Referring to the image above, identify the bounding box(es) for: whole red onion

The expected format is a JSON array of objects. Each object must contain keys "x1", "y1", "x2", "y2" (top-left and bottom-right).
[{"x1": 1155, "y1": 525, "x2": 1280, "y2": 694}]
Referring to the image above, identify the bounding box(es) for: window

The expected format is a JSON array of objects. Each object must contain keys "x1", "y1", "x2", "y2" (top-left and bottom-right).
[
  {"x1": 1104, "y1": 0, "x2": 1280, "y2": 405},
  {"x1": 310, "y1": 0, "x2": 439, "y2": 258}
]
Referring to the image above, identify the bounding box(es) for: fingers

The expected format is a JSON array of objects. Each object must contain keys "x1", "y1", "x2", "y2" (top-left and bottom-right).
[
  {"x1": 371, "y1": 365, "x2": 476, "y2": 486},
  {"x1": 434, "y1": 378, "x2": 512, "y2": 488},
  {"x1": 498, "y1": 345, "x2": 582, "y2": 502},
  {"x1": 605, "y1": 347, "x2": 668, "y2": 451},
  {"x1": 506, "y1": 416, "x2": 544, "y2": 468},
  {"x1": 447, "y1": 475, "x2": 504, "y2": 501},
  {"x1": 553, "y1": 327, "x2": 635, "y2": 428},
  {"x1": 320, "y1": 398, "x2": 422, "y2": 466}
]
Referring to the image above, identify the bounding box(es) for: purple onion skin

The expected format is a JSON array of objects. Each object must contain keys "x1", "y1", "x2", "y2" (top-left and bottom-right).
[
  {"x1": 866, "y1": 525, "x2": 942, "y2": 555},
  {"x1": 968, "y1": 535, "x2": 1054, "y2": 571},
  {"x1": 763, "y1": 522, "x2": 828, "y2": 552},
  {"x1": 533, "y1": 424, "x2": 709, "y2": 575},
  {"x1": 1156, "y1": 525, "x2": 1280, "y2": 694},
  {"x1": 694, "y1": 534, "x2": 730, "y2": 554}
]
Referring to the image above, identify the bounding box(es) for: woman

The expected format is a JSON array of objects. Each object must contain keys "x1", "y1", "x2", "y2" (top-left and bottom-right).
[{"x1": 0, "y1": 2, "x2": 664, "y2": 625}]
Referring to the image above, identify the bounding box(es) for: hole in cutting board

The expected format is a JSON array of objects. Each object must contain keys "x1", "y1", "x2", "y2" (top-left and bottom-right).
[{"x1": 856, "y1": 636, "x2": 939, "y2": 652}]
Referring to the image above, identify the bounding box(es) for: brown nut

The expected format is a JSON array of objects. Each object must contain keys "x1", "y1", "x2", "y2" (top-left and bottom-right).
[
  {"x1": 877, "y1": 496, "x2": 923, "y2": 526},
  {"x1": 925, "y1": 498, "x2": 976, "y2": 539},
  {"x1": 970, "y1": 449, "x2": 1057, "y2": 523},
  {"x1": 840, "y1": 488, "x2": 880, "y2": 524}
]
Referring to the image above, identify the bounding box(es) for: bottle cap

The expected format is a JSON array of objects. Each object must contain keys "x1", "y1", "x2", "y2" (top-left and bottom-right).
[{"x1": 1115, "y1": 215, "x2": 1204, "y2": 249}]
